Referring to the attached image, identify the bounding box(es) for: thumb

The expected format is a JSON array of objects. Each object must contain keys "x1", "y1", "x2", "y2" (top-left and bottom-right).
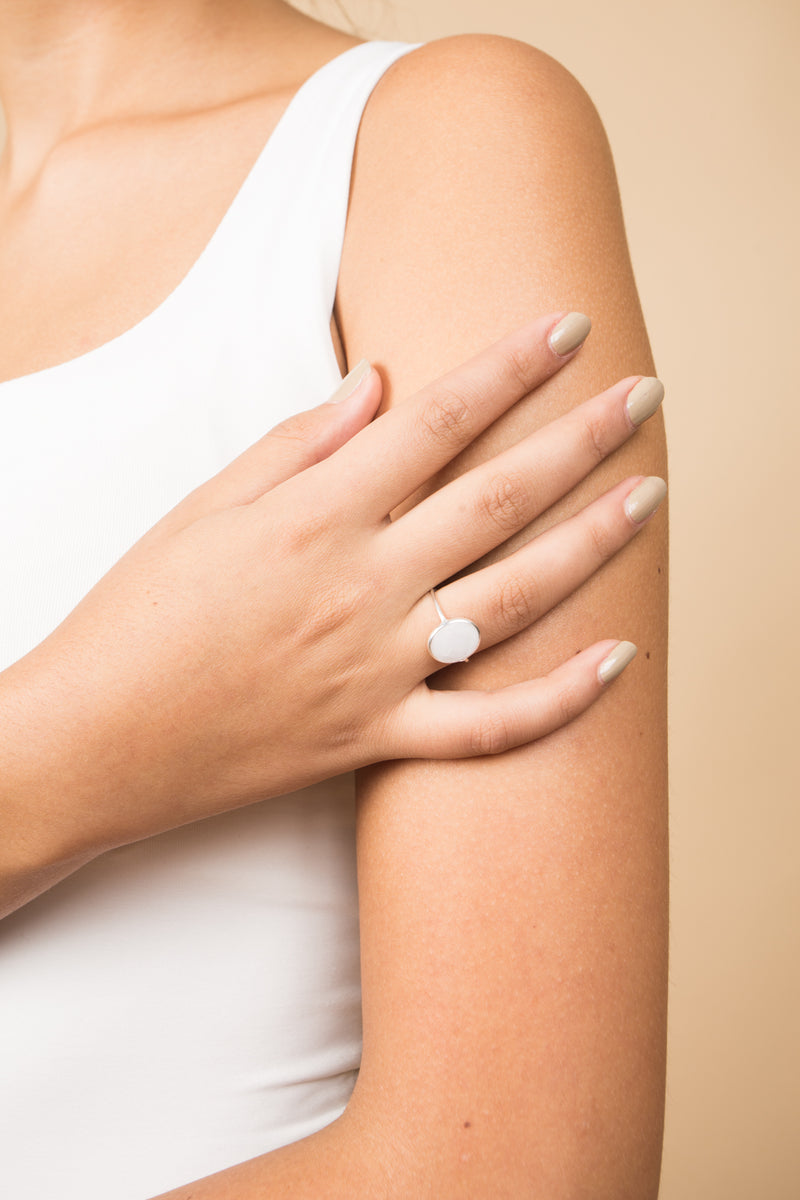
[
  {"x1": 171, "y1": 360, "x2": 382, "y2": 522},
  {"x1": 267, "y1": 359, "x2": 381, "y2": 479}
]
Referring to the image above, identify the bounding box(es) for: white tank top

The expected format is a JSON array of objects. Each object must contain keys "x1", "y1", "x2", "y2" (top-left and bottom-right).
[{"x1": 0, "y1": 41, "x2": 420, "y2": 1199}]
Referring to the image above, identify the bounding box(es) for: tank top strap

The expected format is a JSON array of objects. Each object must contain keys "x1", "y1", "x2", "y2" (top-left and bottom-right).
[
  {"x1": 283, "y1": 40, "x2": 423, "y2": 316},
  {"x1": 219, "y1": 40, "x2": 423, "y2": 329}
]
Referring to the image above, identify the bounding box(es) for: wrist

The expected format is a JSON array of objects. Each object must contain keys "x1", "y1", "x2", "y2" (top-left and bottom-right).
[{"x1": 0, "y1": 648, "x2": 111, "y2": 915}]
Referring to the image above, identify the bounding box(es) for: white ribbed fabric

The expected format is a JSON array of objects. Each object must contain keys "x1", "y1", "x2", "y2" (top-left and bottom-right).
[{"x1": 0, "y1": 41, "x2": 420, "y2": 1199}]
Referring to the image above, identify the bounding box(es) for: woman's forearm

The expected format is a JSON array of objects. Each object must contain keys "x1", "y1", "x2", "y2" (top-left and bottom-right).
[
  {"x1": 0, "y1": 653, "x2": 107, "y2": 914},
  {"x1": 1, "y1": 314, "x2": 657, "y2": 921}
]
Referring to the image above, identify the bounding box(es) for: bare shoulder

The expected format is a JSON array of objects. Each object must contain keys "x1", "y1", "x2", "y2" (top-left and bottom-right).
[
  {"x1": 336, "y1": 36, "x2": 667, "y2": 1200},
  {"x1": 376, "y1": 32, "x2": 605, "y2": 131},
  {"x1": 338, "y1": 31, "x2": 639, "y2": 413},
  {"x1": 355, "y1": 32, "x2": 616, "y2": 201}
]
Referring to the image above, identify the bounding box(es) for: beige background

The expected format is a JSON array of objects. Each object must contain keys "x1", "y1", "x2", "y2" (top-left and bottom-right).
[
  {"x1": 1, "y1": 0, "x2": 795, "y2": 1194},
  {"x1": 295, "y1": 0, "x2": 798, "y2": 1195}
]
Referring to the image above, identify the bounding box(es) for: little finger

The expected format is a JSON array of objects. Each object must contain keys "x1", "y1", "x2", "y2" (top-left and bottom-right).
[{"x1": 387, "y1": 639, "x2": 638, "y2": 760}]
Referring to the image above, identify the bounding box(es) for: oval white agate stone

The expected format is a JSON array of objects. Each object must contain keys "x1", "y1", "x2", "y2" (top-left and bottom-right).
[{"x1": 427, "y1": 617, "x2": 481, "y2": 664}]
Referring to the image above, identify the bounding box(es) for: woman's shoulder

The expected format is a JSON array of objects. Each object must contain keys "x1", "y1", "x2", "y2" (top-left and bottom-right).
[
  {"x1": 352, "y1": 32, "x2": 617, "y2": 243},
  {"x1": 371, "y1": 32, "x2": 609, "y2": 158},
  {"x1": 387, "y1": 32, "x2": 585, "y2": 90},
  {"x1": 338, "y1": 32, "x2": 623, "y2": 402}
]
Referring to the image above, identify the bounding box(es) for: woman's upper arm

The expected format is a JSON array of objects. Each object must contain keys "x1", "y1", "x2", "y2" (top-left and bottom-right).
[{"x1": 335, "y1": 35, "x2": 668, "y2": 1198}]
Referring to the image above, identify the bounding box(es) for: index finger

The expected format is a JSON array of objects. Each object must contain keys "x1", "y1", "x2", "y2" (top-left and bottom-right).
[{"x1": 327, "y1": 310, "x2": 591, "y2": 520}]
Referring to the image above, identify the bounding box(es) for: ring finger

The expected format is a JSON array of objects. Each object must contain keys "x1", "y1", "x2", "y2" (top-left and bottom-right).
[
  {"x1": 386, "y1": 374, "x2": 664, "y2": 587},
  {"x1": 406, "y1": 473, "x2": 667, "y2": 670}
]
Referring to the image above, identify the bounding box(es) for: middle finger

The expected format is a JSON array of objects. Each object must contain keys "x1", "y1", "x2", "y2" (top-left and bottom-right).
[
  {"x1": 325, "y1": 311, "x2": 591, "y2": 521},
  {"x1": 382, "y1": 374, "x2": 664, "y2": 587}
]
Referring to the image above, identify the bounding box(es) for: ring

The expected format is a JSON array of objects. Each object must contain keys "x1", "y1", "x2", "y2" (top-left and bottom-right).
[{"x1": 427, "y1": 588, "x2": 481, "y2": 664}]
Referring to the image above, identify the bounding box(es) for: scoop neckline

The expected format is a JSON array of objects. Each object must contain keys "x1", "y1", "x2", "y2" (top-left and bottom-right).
[{"x1": 0, "y1": 39, "x2": 377, "y2": 390}]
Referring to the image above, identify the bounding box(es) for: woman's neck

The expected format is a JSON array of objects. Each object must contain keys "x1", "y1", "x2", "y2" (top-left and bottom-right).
[{"x1": 0, "y1": 0, "x2": 317, "y2": 178}]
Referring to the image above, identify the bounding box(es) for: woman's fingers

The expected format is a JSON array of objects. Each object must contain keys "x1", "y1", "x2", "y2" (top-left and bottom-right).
[
  {"x1": 386, "y1": 374, "x2": 665, "y2": 585},
  {"x1": 170, "y1": 310, "x2": 588, "y2": 530},
  {"x1": 325, "y1": 311, "x2": 591, "y2": 518},
  {"x1": 159, "y1": 361, "x2": 383, "y2": 529},
  {"x1": 390, "y1": 639, "x2": 636, "y2": 760},
  {"x1": 256, "y1": 360, "x2": 383, "y2": 487},
  {"x1": 407, "y1": 474, "x2": 667, "y2": 667}
]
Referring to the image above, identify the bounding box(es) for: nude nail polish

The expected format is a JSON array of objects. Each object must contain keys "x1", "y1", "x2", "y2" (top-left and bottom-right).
[
  {"x1": 329, "y1": 358, "x2": 371, "y2": 403},
  {"x1": 624, "y1": 476, "x2": 667, "y2": 524},
  {"x1": 626, "y1": 377, "x2": 665, "y2": 427},
  {"x1": 548, "y1": 312, "x2": 592, "y2": 357},
  {"x1": 598, "y1": 641, "x2": 638, "y2": 685}
]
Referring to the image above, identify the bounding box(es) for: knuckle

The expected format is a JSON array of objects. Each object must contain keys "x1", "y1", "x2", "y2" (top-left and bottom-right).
[
  {"x1": 496, "y1": 574, "x2": 536, "y2": 634},
  {"x1": 504, "y1": 340, "x2": 539, "y2": 394},
  {"x1": 587, "y1": 516, "x2": 616, "y2": 563},
  {"x1": 554, "y1": 679, "x2": 583, "y2": 727},
  {"x1": 470, "y1": 710, "x2": 513, "y2": 757},
  {"x1": 301, "y1": 573, "x2": 371, "y2": 644},
  {"x1": 420, "y1": 388, "x2": 473, "y2": 449},
  {"x1": 278, "y1": 504, "x2": 332, "y2": 555},
  {"x1": 581, "y1": 409, "x2": 613, "y2": 465},
  {"x1": 481, "y1": 471, "x2": 529, "y2": 534},
  {"x1": 269, "y1": 411, "x2": 320, "y2": 448}
]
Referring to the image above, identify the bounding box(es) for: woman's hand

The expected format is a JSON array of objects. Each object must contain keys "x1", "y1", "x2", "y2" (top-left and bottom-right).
[{"x1": 0, "y1": 310, "x2": 664, "y2": 905}]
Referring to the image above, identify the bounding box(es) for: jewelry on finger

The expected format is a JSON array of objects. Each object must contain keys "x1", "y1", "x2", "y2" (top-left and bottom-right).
[{"x1": 427, "y1": 588, "x2": 481, "y2": 664}]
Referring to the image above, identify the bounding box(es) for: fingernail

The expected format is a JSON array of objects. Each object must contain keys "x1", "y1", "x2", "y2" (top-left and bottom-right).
[
  {"x1": 624, "y1": 476, "x2": 667, "y2": 524},
  {"x1": 598, "y1": 641, "x2": 638, "y2": 685},
  {"x1": 548, "y1": 312, "x2": 592, "y2": 357},
  {"x1": 329, "y1": 358, "x2": 371, "y2": 403},
  {"x1": 626, "y1": 377, "x2": 665, "y2": 427}
]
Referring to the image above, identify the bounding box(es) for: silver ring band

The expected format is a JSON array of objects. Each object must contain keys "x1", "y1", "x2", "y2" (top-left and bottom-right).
[{"x1": 427, "y1": 588, "x2": 481, "y2": 664}]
